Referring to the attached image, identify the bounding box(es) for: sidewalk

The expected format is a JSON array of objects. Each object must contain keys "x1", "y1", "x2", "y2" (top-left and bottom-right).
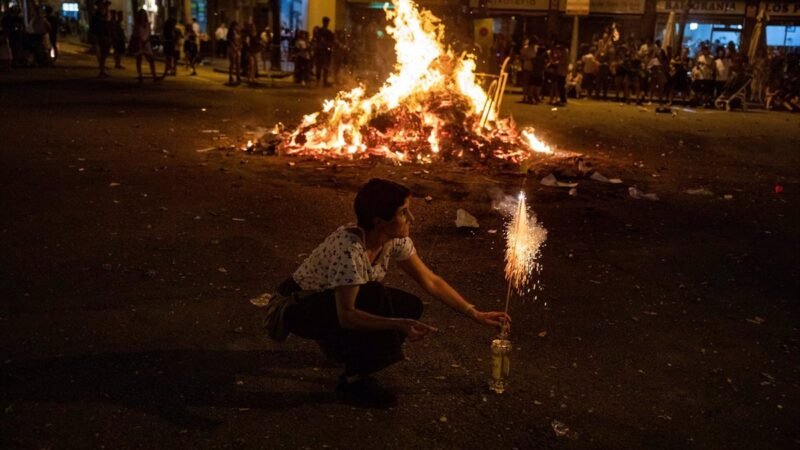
[{"x1": 56, "y1": 36, "x2": 297, "y2": 86}]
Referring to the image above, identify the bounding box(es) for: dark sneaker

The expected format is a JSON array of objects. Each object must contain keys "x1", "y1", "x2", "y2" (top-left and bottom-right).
[
  {"x1": 262, "y1": 293, "x2": 293, "y2": 342},
  {"x1": 336, "y1": 375, "x2": 397, "y2": 409}
]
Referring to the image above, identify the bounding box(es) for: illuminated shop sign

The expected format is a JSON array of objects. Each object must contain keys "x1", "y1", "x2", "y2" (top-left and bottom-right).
[{"x1": 657, "y1": 1, "x2": 744, "y2": 14}]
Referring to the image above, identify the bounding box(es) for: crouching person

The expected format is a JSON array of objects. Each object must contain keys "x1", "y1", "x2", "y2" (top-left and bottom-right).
[{"x1": 264, "y1": 178, "x2": 510, "y2": 408}]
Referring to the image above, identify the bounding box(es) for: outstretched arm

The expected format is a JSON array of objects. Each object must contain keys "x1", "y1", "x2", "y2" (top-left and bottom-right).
[{"x1": 397, "y1": 255, "x2": 510, "y2": 329}]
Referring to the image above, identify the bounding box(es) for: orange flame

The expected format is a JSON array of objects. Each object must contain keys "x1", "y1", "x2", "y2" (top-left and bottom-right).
[{"x1": 281, "y1": 0, "x2": 552, "y2": 162}]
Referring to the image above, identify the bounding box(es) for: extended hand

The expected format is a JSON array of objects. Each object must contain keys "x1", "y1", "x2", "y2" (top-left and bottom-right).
[
  {"x1": 473, "y1": 310, "x2": 511, "y2": 331},
  {"x1": 397, "y1": 319, "x2": 438, "y2": 341}
]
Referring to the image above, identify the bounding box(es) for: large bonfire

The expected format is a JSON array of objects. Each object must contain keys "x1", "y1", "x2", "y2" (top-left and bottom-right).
[{"x1": 276, "y1": 0, "x2": 553, "y2": 164}]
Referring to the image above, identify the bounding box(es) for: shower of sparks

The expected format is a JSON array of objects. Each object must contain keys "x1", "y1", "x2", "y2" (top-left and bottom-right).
[{"x1": 504, "y1": 192, "x2": 547, "y2": 297}]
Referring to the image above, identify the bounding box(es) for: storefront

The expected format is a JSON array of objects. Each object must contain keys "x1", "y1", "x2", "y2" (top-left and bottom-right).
[
  {"x1": 655, "y1": 1, "x2": 746, "y2": 55},
  {"x1": 573, "y1": 0, "x2": 645, "y2": 45},
  {"x1": 763, "y1": 1, "x2": 800, "y2": 50},
  {"x1": 468, "y1": 0, "x2": 552, "y2": 42}
]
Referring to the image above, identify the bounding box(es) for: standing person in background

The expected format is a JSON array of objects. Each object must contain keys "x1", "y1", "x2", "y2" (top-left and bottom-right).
[
  {"x1": 111, "y1": 10, "x2": 126, "y2": 69},
  {"x1": 191, "y1": 18, "x2": 200, "y2": 37},
  {"x1": 226, "y1": 21, "x2": 242, "y2": 85},
  {"x1": 215, "y1": 22, "x2": 228, "y2": 58},
  {"x1": 517, "y1": 38, "x2": 536, "y2": 104},
  {"x1": 260, "y1": 26, "x2": 271, "y2": 72},
  {"x1": 555, "y1": 44, "x2": 569, "y2": 105},
  {"x1": 44, "y1": 6, "x2": 60, "y2": 61},
  {"x1": 293, "y1": 30, "x2": 311, "y2": 86},
  {"x1": 129, "y1": 9, "x2": 158, "y2": 83},
  {"x1": 162, "y1": 18, "x2": 178, "y2": 76},
  {"x1": 529, "y1": 46, "x2": 546, "y2": 104},
  {"x1": 749, "y1": 47, "x2": 768, "y2": 104},
  {"x1": 581, "y1": 47, "x2": 599, "y2": 98},
  {"x1": 596, "y1": 43, "x2": 611, "y2": 100},
  {"x1": 314, "y1": 17, "x2": 334, "y2": 87},
  {"x1": 183, "y1": 26, "x2": 199, "y2": 76},
  {"x1": 28, "y1": 6, "x2": 52, "y2": 66},
  {"x1": 713, "y1": 46, "x2": 729, "y2": 100},
  {"x1": 90, "y1": 0, "x2": 112, "y2": 77},
  {"x1": 245, "y1": 22, "x2": 261, "y2": 85}
]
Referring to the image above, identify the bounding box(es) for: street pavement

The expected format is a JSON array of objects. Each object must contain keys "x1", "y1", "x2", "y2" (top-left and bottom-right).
[{"x1": 1, "y1": 43, "x2": 799, "y2": 449}]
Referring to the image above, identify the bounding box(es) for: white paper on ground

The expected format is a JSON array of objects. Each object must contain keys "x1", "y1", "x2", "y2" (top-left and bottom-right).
[
  {"x1": 541, "y1": 173, "x2": 578, "y2": 188},
  {"x1": 455, "y1": 208, "x2": 480, "y2": 228},
  {"x1": 590, "y1": 171, "x2": 623, "y2": 184},
  {"x1": 629, "y1": 186, "x2": 659, "y2": 201},
  {"x1": 686, "y1": 187, "x2": 715, "y2": 196}
]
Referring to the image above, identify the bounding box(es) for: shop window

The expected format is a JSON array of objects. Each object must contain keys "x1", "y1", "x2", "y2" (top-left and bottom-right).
[
  {"x1": 785, "y1": 26, "x2": 800, "y2": 47},
  {"x1": 767, "y1": 25, "x2": 786, "y2": 46}
]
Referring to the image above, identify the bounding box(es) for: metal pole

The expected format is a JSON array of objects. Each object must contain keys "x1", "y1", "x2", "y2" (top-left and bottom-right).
[{"x1": 570, "y1": 15, "x2": 579, "y2": 65}]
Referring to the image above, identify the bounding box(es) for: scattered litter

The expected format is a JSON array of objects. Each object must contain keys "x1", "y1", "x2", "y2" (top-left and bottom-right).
[
  {"x1": 576, "y1": 158, "x2": 593, "y2": 174},
  {"x1": 201, "y1": 108, "x2": 207, "y2": 112},
  {"x1": 550, "y1": 107, "x2": 558, "y2": 111},
  {"x1": 488, "y1": 229, "x2": 498, "y2": 234},
  {"x1": 774, "y1": 184, "x2": 784, "y2": 194},
  {"x1": 746, "y1": 316, "x2": 766, "y2": 325},
  {"x1": 628, "y1": 186, "x2": 659, "y2": 201},
  {"x1": 196, "y1": 147, "x2": 216, "y2": 153},
  {"x1": 657, "y1": 414, "x2": 673, "y2": 421},
  {"x1": 200, "y1": 129, "x2": 220, "y2": 133},
  {"x1": 723, "y1": 194, "x2": 734, "y2": 200},
  {"x1": 538, "y1": 330, "x2": 548, "y2": 337},
  {"x1": 686, "y1": 188, "x2": 715, "y2": 196},
  {"x1": 217, "y1": 267, "x2": 228, "y2": 273},
  {"x1": 109, "y1": 182, "x2": 121, "y2": 187},
  {"x1": 541, "y1": 173, "x2": 578, "y2": 188},
  {"x1": 439, "y1": 416, "x2": 448, "y2": 423},
  {"x1": 288, "y1": 162, "x2": 296, "y2": 167},
  {"x1": 681, "y1": 108, "x2": 696, "y2": 113},
  {"x1": 551, "y1": 420, "x2": 578, "y2": 439},
  {"x1": 425, "y1": 195, "x2": 433, "y2": 202},
  {"x1": 589, "y1": 172, "x2": 623, "y2": 184},
  {"x1": 455, "y1": 209, "x2": 480, "y2": 229},
  {"x1": 568, "y1": 188, "x2": 577, "y2": 197},
  {"x1": 232, "y1": 218, "x2": 246, "y2": 222}
]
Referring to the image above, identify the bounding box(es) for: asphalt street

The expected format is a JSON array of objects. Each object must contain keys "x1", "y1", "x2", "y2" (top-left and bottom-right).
[{"x1": 1, "y1": 42, "x2": 799, "y2": 449}]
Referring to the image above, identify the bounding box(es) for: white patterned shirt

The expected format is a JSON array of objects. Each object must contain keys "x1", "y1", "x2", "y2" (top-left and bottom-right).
[{"x1": 292, "y1": 226, "x2": 416, "y2": 291}]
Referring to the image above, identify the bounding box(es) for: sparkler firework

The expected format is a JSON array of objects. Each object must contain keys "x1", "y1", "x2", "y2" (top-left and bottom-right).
[{"x1": 503, "y1": 191, "x2": 547, "y2": 312}]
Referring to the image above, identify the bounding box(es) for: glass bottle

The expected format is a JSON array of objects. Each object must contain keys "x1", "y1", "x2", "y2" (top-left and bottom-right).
[{"x1": 489, "y1": 324, "x2": 511, "y2": 393}]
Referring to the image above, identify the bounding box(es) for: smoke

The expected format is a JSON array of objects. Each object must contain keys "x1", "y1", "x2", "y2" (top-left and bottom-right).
[{"x1": 489, "y1": 187, "x2": 519, "y2": 217}]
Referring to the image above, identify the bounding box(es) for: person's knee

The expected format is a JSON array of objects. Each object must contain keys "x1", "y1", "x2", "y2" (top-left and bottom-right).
[{"x1": 406, "y1": 294, "x2": 423, "y2": 319}]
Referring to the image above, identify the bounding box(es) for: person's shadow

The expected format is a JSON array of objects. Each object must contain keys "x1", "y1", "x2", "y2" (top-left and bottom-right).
[{"x1": 1, "y1": 349, "x2": 334, "y2": 429}]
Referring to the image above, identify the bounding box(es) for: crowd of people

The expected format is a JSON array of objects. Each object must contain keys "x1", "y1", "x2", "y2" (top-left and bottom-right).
[
  {"x1": 1, "y1": 4, "x2": 61, "y2": 67},
  {"x1": 3, "y1": 7, "x2": 799, "y2": 109},
  {"x1": 505, "y1": 26, "x2": 800, "y2": 111}
]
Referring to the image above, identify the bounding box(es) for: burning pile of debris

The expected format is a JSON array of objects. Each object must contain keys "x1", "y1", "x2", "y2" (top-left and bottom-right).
[{"x1": 269, "y1": 0, "x2": 555, "y2": 165}]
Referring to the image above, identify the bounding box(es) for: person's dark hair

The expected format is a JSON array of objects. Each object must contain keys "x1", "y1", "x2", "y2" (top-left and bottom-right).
[{"x1": 355, "y1": 179, "x2": 411, "y2": 231}]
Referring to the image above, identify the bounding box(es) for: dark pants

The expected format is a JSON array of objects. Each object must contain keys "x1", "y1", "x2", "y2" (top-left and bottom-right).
[
  {"x1": 597, "y1": 66, "x2": 610, "y2": 98},
  {"x1": 583, "y1": 73, "x2": 596, "y2": 97},
  {"x1": 284, "y1": 281, "x2": 422, "y2": 376},
  {"x1": 557, "y1": 75, "x2": 567, "y2": 103}
]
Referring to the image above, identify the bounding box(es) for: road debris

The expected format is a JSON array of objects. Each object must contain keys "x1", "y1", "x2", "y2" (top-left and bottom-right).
[
  {"x1": 686, "y1": 188, "x2": 715, "y2": 196},
  {"x1": 541, "y1": 173, "x2": 578, "y2": 188},
  {"x1": 455, "y1": 209, "x2": 479, "y2": 228},
  {"x1": 628, "y1": 186, "x2": 659, "y2": 201}
]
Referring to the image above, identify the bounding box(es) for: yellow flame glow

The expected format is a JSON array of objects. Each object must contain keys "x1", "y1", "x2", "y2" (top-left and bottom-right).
[{"x1": 282, "y1": 0, "x2": 553, "y2": 162}]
